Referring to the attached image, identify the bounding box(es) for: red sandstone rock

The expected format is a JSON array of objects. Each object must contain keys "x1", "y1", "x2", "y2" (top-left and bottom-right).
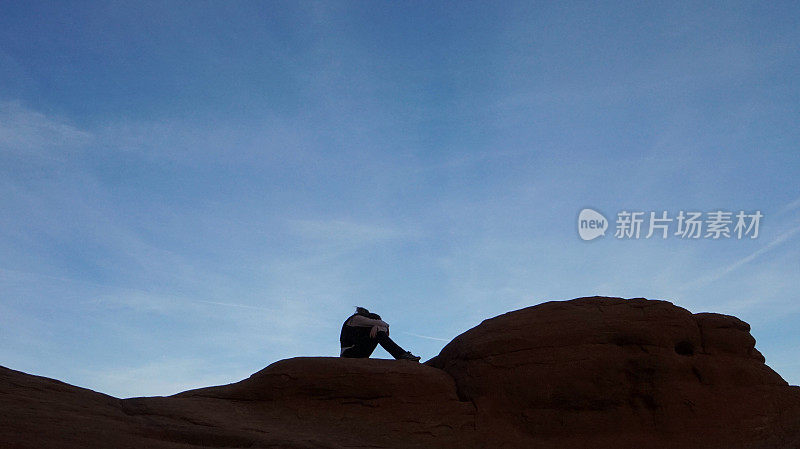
[
  {"x1": 2, "y1": 296, "x2": 799, "y2": 448},
  {"x1": 428, "y1": 296, "x2": 800, "y2": 448}
]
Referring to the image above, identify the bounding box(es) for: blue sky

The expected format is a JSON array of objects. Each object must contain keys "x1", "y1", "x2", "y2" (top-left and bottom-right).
[{"x1": 1, "y1": 1, "x2": 799, "y2": 398}]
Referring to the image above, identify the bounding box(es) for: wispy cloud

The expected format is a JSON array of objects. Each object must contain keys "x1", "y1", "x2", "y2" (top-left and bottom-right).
[
  {"x1": 779, "y1": 196, "x2": 800, "y2": 215},
  {"x1": 684, "y1": 222, "x2": 800, "y2": 290},
  {"x1": 3, "y1": 2, "x2": 800, "y2": 395},
  {"x1": 0, "y1": 102, "x2": 91, "y2": 159},
  {"x1": 195, "y1": 299, "x2": 278, "y2": 312},
  {"x1": 402, "y1": 331, "x2": 450, "y2": 342}
]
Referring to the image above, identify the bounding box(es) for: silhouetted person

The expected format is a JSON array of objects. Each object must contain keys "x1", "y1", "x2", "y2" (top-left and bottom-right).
[{"x1": 340, "y1": 307, "x2": 420, "y2": 361}]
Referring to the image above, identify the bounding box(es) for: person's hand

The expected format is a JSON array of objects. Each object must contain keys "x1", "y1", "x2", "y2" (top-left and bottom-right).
[{"x1": 370, "y1": 326, "x2": 378, "y2": 338}]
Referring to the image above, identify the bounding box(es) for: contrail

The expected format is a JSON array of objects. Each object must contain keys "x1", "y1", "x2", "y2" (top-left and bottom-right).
[
  {"x1": 0, "y1": 267, "x2": 278, "y2": 313},
  {"x1": 685, "y1": 222, "x2": 800, "y2": 289},
  {"x1": 402, "y1": 331, "x2": 450, "y2": 342},
  {"x1": 195, "y1": 299, "x2": 277, "y2": 312},
  {"x1": 779, "y1": 196, "x2": 800, "y2": 215}
]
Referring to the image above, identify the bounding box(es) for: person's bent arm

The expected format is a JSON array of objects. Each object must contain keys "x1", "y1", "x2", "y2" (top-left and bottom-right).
[{"x1": 347, "y1": 315, "x2": 389, "y2": 338}]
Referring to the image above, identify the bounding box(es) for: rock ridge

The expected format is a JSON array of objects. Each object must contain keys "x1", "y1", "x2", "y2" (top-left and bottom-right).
[{"x1": 2, "y1": 296, "x2": 799, "y2": 448}]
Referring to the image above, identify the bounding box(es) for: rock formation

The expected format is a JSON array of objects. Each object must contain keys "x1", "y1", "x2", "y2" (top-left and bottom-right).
[{"x1": 2, "y1": 296, "x2": 799, "y2": 448}]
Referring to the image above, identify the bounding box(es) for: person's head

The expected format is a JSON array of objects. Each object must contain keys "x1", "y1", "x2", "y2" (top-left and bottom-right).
[
  {"x1": 355, "y1": 306, "x2": 370, "y2": 316},
  {"x1": 355, "y1": 306, "x2": 381, "y2": 320}
]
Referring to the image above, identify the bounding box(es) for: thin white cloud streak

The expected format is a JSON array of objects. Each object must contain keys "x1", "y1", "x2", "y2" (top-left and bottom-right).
[
  {"x1": 195, "y1": 299, "x2": 278, "y2": 312},
  {"x1": 779, "y1": 197, "x2": 800, "y2": 215},
  {"x1": 402, "y1": 331, "x2": 450, "y2": 342},
  {"x1": 684, "y1": 222, "x2": 800, "y2": 290},
  {"x1": 0, "y1": 265, "x2": 275, "y2": 324}
]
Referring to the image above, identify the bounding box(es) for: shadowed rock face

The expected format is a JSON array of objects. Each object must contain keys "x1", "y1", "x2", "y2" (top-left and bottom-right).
[
  {"x1": 2, "y1": 296, "x2": 799, "y2": 448},
  {"x1": 427, "y1": 296, "x2": 800, "y2": 448}
]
